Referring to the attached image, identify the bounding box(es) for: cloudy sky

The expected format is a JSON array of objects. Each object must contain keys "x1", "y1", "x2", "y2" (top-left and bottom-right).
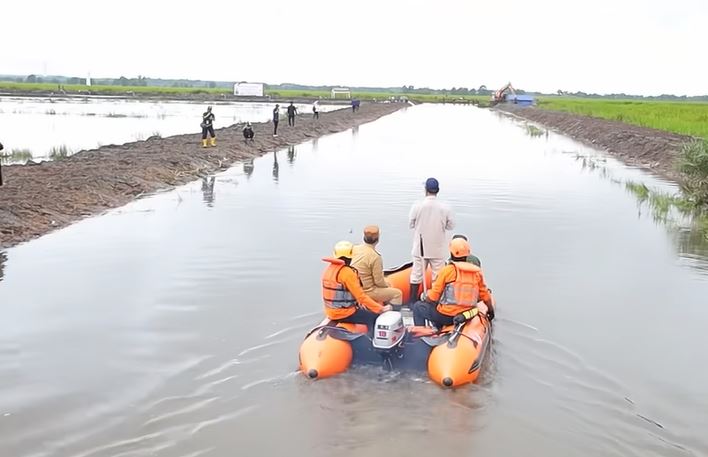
[{"x1": 2, "y1": 0, "x2": 706, "y2": 95}]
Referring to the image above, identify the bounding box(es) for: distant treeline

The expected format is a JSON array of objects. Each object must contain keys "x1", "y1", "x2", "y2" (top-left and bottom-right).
[{"x1": 0, "y1": 74, "x2": 706, "y2": 101}]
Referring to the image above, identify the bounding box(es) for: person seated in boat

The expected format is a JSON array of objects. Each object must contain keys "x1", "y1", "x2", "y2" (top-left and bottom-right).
[
  {"x1": 243, "y1": 122, "x2": 254, "y2": 141},
  {"x1": 412, "y1": 238, "x2": 495, "y2": 328},
  {"x1": 322, "y1": 240, "x2": 392, "y2": 331},
  {"x1": 351, "y1": 225, "x2": 404, "y2": 310},
  {"x1": 451, "y1": 234, "x2": 482, "y2": 267}
]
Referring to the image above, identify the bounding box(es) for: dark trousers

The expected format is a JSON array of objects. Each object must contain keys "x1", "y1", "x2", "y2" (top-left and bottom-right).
[
  {"x1": 313, "y1": 111, "x2": 319, "y2": 119},
  {"x1": 201, "y1": 125, "x2": 215, "y2": 139},
  {"x1": 412, "y1": 301, "x2": 454, "y2": 327},
  {"x1": 288, "y1": 115, "x2": 295, "y2": 126},
  {"x1": 273, "y1": 121, "x2": 279, "y2": 135},
  {"x1": 335, "y1": 308, "x2": 379, "y2": 330}
]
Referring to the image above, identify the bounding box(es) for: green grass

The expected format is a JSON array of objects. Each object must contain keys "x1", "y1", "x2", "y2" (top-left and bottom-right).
[
  {"x1": 263, "y1": 88, "x2": 488, "y2": 105},
  {"x1": 0, "y1": 81, "x2": 489, "y2": 105},
  {"x1": 0, "y1": 148, "x2": 33, "y2": 163},
  {"x1": 676, "y1": 140, "x2": 708, "y2": 205},
  {"x1": 0, "y1": 81, "x2": 228, "y2": 95},
  {"x1": 524, "y1": 123, "x2": 545, "y2": 137},
  {"x1": 49, "y1": 145, "x2": 71, "y2": 160},
  {"x1": 537, "y1": 97, "x2": 708, "y2": 139}
]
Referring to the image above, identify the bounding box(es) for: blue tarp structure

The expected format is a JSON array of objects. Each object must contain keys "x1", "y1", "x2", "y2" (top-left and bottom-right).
[{"x1": 511, "y1": 95, "x2": 535, "y2": 106}]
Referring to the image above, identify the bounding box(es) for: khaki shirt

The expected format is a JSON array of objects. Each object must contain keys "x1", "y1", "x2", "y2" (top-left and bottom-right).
[{"x1": 351, "y1": 243, "x2": 388, "y2": 292}]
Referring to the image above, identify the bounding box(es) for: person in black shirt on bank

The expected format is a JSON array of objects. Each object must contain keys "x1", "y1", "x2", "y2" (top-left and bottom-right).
[
  {"x1": 287, "y1": 102, "x2": 297, "y2": 126},
  {"x1": 272, "y1": 104, "x2": 280, "y2": 136}
]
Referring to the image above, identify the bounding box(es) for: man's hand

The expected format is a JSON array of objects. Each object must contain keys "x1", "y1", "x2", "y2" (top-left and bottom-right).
[{"x1": 381, "y1": 305, "x2": 393, "y2": 313}]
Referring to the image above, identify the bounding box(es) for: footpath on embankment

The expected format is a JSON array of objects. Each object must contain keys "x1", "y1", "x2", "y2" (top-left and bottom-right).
[
  {"x1": 0, "y1": 102, "x2": 406, "y2": 248},
  {"x1": 495, "y1": 104, "x2": 695, "y2": 184}
]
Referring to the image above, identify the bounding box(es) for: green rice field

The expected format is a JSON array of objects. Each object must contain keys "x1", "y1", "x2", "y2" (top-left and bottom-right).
[{"x1": 538, "y1": 98, "x2": 708, "y2": 139}]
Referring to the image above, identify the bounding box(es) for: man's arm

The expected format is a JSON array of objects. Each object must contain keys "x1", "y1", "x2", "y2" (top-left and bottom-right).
[
  {"x1": 408, "y1": 202, "x2": 419, "y2": 229},
  {"x1": 341, "y1": 268, "x2": 384, "y2": 313},
  {"x1": 444, "y1": 203, "x2": 455, "y2": 230},
  {"x1": 424, "y1": 266, "x2": 453, "y2": 303},
  {"x1": 478, "y1": 272, "x2": 492, "y2": 307}
]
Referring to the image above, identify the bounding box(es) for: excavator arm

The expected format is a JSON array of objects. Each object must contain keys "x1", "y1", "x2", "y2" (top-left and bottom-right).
[{"x1": 491, "y1": 82, "x2": 516, "y2": 105}]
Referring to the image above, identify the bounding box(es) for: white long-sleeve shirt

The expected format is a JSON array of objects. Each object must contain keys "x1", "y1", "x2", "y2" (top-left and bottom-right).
[{"x1": 408, "y1": 195, "x2": 455, "y2": 259}]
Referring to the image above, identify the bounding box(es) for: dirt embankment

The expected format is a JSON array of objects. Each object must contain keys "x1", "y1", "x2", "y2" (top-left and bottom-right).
[
  {"x1": 495, "y1": 104, "x2": 694, "y2": 183},
  {"x1": 0, "y1": 102, "x2": 406, "y2": 248}
]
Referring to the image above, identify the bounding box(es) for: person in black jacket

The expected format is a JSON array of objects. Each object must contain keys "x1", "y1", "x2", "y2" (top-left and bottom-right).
[
  {"x1": 272, "y1": 104, "x2": 280, "y2": 136},
  {"x1": 287, "y1": 102, "x2": 297, "y2": 126},
  {"x1": 0, "y1": 141, "x2": 4, "y2": 186},
  {"x1": 243, "y1": 122, "x2": 254, "y2": 142},
  {"x1": 201, "y1": 106, "x2": 216, "y2": 147}
]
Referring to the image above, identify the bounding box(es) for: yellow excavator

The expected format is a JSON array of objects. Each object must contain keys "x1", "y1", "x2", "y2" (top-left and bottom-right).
[{"x1": 490, "y1": 82, "x2": 516, "y2": 106}]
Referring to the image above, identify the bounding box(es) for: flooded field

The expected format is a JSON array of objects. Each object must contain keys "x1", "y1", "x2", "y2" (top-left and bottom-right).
[
  {"x1": 0, "y1": 97, "x2": 341, "y2": 162},
  {"x1": 1, "y1": 104, "x2": 706, "y2": 457}
]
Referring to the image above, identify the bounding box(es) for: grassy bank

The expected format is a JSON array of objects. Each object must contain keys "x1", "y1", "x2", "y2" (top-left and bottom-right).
[
  {"x1": 537, "y1": 97, "x2": 708, "y2": 139},
  {"x1": 267, "y1": 88, "x2": 488, "y2": 104},
  {"x1": 0, "y1": 81, "x2": 228, "y2": 95},
  {"x1": 0, "y1": 81, "x2": 488, "y2": 105}
]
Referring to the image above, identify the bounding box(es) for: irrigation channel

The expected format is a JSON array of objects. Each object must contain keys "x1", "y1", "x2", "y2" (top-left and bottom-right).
[{"x1": 1, "y1": 104, "x2": 706, "y2": 457}]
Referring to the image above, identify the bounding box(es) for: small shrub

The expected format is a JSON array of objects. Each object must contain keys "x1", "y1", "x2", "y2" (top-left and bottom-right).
[
  {"x1": 49, "y1": 145, "x2": 71, "y2": 160},
  {"x1": 677, "y1": 140, "x2": 708, "y2": 206}
]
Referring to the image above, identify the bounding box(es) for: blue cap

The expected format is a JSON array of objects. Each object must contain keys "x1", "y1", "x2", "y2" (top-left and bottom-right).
[{"x1": 425, "y1": 177, "x2": 439, "y2": 192}]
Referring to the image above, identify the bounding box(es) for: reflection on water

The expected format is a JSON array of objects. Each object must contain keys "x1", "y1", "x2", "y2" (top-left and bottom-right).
[
  {"x1": 201, "y1": 176, "x2": 216, "y2": 207},
  {"x1": 0, "y1": 97, "x2": 343, "y2": 163},
  {"x1": 243, "y1": 159, "x2": 255, "y2": 179},
  {"x1": 565, "y1": 149, "x2": 708, "y2": 273},
  {"x1": 0, "y1": 251, "x2": 6, "y2": 282},
  {"x1": 287, "y1": 145, "x2": 296, "y2": 164},
  {"x1": 272, "y1": 151, "x2": 279, "y2": 182}
]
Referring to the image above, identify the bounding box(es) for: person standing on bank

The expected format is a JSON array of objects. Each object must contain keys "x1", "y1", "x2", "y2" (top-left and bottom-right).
[
  {"x1": 287, "y1": 102, "x2": 297, "y2": 126},
  {"x1": 0, "y1": 141, "x2": 4, "y2": 186},
  {"x1": 407, "y1": 177, "x2": 455, "y2": 304},
  {"x1": 272, "y1": 104, "x2": 280, "y2": 137},
  {"x1": 201, "y1": 106, "x2": 216, "y2": 148}
]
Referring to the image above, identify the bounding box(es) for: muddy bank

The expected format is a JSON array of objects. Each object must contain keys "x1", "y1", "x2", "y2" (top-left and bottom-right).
[
  {"x1": 0, "y1": 102, "x2": 405, "y2": 248},
  {"x1": 495, "y1": 104, "x2": 694, "y2": 183}
]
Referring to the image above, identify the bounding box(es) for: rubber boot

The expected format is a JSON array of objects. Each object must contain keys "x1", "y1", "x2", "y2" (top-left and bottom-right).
[
  {"x1": 210, "y1": 137, "x2": 216, "y2": 147},
  {"x1": 408, "y1": 283, "x2": 420, "y2": 305},
  {"x1": 201, "y1": 139, "x2": 208, "y2": 148}
]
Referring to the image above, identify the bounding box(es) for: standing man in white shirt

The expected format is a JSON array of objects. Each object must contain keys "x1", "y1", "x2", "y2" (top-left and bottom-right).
[{"x1": 407, "y1": 177, "x2": 455, "y2": 304}]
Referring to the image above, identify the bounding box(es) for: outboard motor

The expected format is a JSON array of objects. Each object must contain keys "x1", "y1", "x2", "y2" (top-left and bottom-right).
[{"x1": 372, "y1": 311, "x2": 407, "y2": 370}]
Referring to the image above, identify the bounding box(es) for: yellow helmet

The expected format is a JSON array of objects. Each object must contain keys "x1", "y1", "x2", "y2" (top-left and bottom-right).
[
  {"x1": 333, "y1": 240, "x2": 354, "y2": 259},
  {"x1": 449, "y1": 238, "x2": 471, "y2": 258}
]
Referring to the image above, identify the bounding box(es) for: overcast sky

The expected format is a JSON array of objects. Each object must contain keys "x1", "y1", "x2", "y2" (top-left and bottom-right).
[{"x1": 2, "y1": 0, "x2": 706, "y2": 95}]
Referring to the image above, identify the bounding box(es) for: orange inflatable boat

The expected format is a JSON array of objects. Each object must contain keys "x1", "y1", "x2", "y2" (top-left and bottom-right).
[{"x1": 298, "y1": 262, "x2": 494, "y2": 388}]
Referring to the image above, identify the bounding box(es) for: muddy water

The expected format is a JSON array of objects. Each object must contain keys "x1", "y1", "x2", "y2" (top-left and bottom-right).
[
  {"x1": 1, "y1": 104, "x2": 707, "y2": 457},
  {"x1": 0, "y1": 97, "x2": 340, "y2": 162}
]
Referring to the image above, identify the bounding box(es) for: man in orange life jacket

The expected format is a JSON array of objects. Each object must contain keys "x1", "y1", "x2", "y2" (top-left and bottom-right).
[
  {"x1": 322, "y1": 240, "x2": 393, "y2": 330},
  {"x1": 412, "y1": 238, "x2": 495, "y2": 328}
]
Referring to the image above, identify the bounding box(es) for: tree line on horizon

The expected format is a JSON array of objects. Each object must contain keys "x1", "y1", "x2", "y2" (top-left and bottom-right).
[{"x1": 1, "y1": 74, "x2": 706, "y2": 101}]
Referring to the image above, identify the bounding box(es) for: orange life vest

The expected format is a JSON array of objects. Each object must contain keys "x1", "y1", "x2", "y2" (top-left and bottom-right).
[
  {"x1": 437, "y1": 261, "x2": 481, "y2": 317},
  {"x1": 322, "y1": 258, "x2": 357, "y2": 310}
]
